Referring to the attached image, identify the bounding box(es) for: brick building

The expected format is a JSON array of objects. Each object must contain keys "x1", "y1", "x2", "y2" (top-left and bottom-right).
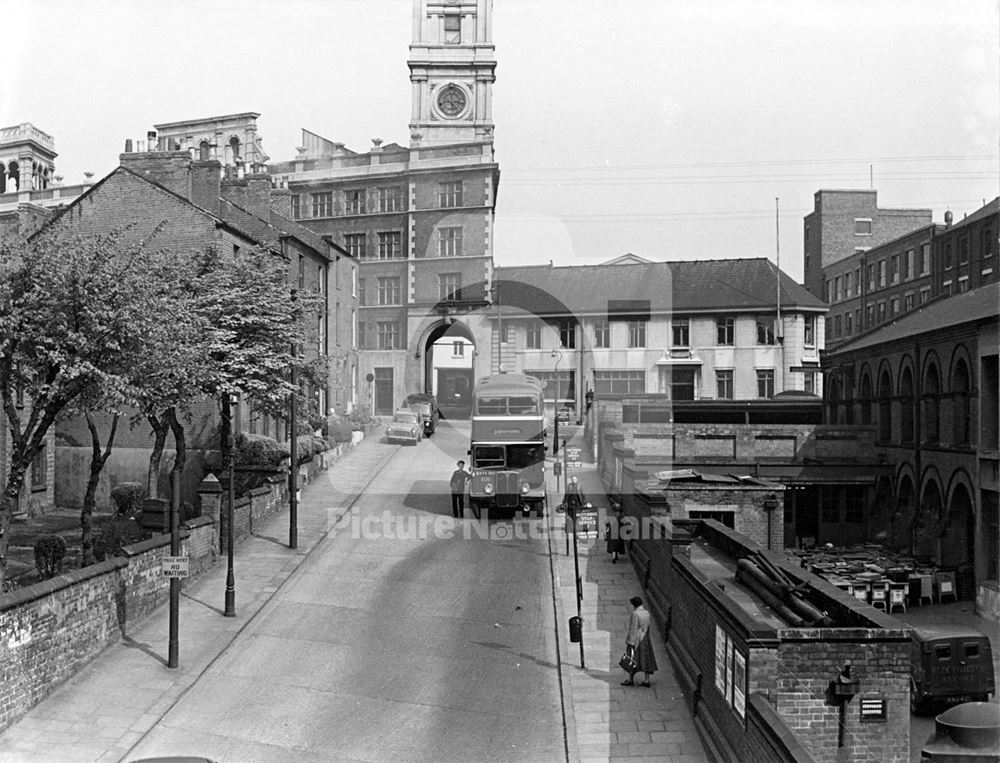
[
  {"x1": 932, "y1": 198, "x2": 998, "y2": 300},
  {"x1": 824, "y1": 281, "x2": 1000, "y2": 618},
  {"x1": 268, "y1": 0, "x2": 499, "y2": 415},
  {"x1": 43, "y1": 148, "x2": 355, "y2": 507},
  {"x1": 803, "y1": 189, "x2": 932, "y2": 301}
]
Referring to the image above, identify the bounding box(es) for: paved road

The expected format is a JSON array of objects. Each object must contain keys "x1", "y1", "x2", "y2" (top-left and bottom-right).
[{"x1": 126, "y1": 419, "x2": 565, "y2": 762}]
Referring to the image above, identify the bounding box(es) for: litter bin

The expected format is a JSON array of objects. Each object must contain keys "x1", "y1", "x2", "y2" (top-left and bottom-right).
[{"x1": 568, "y1": 616, "x2": 582, "y2": 643}]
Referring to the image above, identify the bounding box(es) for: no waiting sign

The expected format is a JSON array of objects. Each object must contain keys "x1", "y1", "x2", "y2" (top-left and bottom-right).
[{"x1": 161, "y1": 556, "x2": 189, "y2": 578}]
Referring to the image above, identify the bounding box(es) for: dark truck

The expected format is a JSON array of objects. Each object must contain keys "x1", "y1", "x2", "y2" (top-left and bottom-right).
[{"x1": 910, "y1": 625, "x2": 996, "y2": 715}]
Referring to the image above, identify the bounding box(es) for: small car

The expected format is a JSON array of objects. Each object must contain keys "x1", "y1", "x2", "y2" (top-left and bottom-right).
[
  {"x1": 385, "y1": 409, "x2": 423, "y2": 445},
  {"x1": 403, "y1": 394, "x2": 439, "y2": 437}
]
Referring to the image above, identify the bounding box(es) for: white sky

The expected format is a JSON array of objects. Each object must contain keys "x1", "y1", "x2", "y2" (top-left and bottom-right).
[{"x1": 3, "y1": 0, "x2": 998, "y2": 282}]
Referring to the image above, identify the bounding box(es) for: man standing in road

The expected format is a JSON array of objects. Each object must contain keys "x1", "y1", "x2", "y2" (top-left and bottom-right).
[{"x1": 450, "y1": 460, "x2": 470, "y2": 518}]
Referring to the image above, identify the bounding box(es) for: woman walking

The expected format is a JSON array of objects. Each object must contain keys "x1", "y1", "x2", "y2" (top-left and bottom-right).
[
  {"x1": 605, "y1": 502, "x2": 626, "y2": 563},
  {"x1": 621, "y1": 596, "x2": 658, "y2": 687}
]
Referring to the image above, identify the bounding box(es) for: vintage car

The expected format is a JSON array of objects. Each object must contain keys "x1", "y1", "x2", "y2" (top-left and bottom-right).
[
  {"x1": 910, "y1": 625, "x2": 995, "y2": 714},
  {"x1": 403, "y1": 393, "x2": 439, "y2": 437},
  {"x1": 385, "y1": 409, "x2": 423, "y2": 445}
]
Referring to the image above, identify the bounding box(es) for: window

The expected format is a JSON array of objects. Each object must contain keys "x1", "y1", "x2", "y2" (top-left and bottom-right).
[
  {"x1": 672, "y1": 317, "x2": 690, "y2": 347},
  {"x1": 297, "y1": 256, "x2": 305, "y2": 288},
  {"x1": 526, "y1": 321, "x2": 542, "y2": 349},
  {"x1": 891, "y1": 297, "x2": 900, "y2": 315},
  {"x1": 825, "y1": 279, "x2": 832, "y2": 303},
  {"x1": 716, "y1": 317, "x2": 734, "y2": 345},
  {"x1": 855, "y1": 218, "x2": 872, "y2": 235},
  {"x1": 499, "y1": 324, "x2": 511, "y2": 344},
  {"x1": 443, "y1": 12, "x2": 461, "y2": 43},
  {"x1": 804, "y1": 370, "x2": 817, "y2": 394},
  {"x1": 378, "y1": 186, "x2": 403, "y2": 213},
  {"x1": 356, "y1": 316, "x2": 363, "y2": 348},
  {"x1": 890, "y1": 254, "x2": 900, "y2": 283},
  {"x1": 376, "y1": 321, "x2": 399, "y2": 350},
  {"x1": 593, "y1": 319, "x2": 610, "y2": 348},
  {"x1": 31, "y1": 443, "x2": 46, "y2": 489},
  {"x1": 377, "y1": 231, "x2": 402, "y2": 260},
  {"x1": 943, "y1": 242, "x2": 953, "y2": 269},
  {"x1": 919, "y1": 287, "x2": 930, "y2": 304},
  {"x1": 345, "y1": 189, "x2": 365, "y2": 215},
  {"x1": 958, "y1": 276, "x2": 969, "y2": 293},
  {"x1": 627, "y1": 320, "x2": 646, "y2": 348},
  {"x1": 845, "y1": 312, "x2": 853, "y2": 336},
  {"x1": 344, "y1": 233, "x2": 366, "y2": 259},
  {"x1": 531, "y1": 370, "x2": 575, "y2": 404},
  {"x1": 960, "y1": 237, "x2": 970, "y2": 263},
  {"x1": 983, "y1": 226, "x2": 995, "y2": 258},
  {"x1": 716, "y1": 370, "x2": 733, "y2": 400},
  {"x1": 452, "y1": 341, "x2": 464, "y2": 357},
  {"x1": 594, "y1": 370, "x2": 645, "y2": 395},
  {"x1": 311, "y1": 192, "x2": 332, "y2": 218},
  {"x1": 834, "y1": 315, "x2": 842, "y2": 337},
  {"x1": 867, "y1": 263, "x2": 876, "y2": 291},
  {"x1": 834, "y1": 275, "x2": 842, "y2": 301},
  {"x1": 905, "y1": 249, "x2": 915, "y2": 280},
  {"x1": 670, "y1": 368, "x2": 696, "y2": 401},
  {"x1": 803, "y1": 315, "x2": 815, "y2": 346},
  {"x1": 756, "y1": 369, "x2": 774, "y2": 398},
  {"x1": 438, "y1": 272, "x2": 462, "y2": 301},
  {"x1": 920, "y1": 243, "x2": 931, "y2": 275},
  {"x1": 866, "y1": 304, "x2": 875, "y2": 328},
  {"x1": 904, "y1": 292, "x2": 914, "y2": 311},
  {"x1": 558, "y1": 320, "x2": 576, "y2": 349},
  {"x1": 877, "y1": 301, "x2": 886, "y2": 323},
  {"x1": 377, "y1": 277, "x2": 401, "y2": 305},
  {"x1": 844, "y1": 271, "x2": 853, "y2": 297},
  {"x1": 438, "y1": 226, "x2": 463, "y2": 257},
  {"x1": 290, "y1": 194, "x2": 301, "y2": 219},
  {"x1": 943, "y1": 280, "x2": 953, "y2": 297},
  {"x1": 756, "y1": 316, "x2": 775, "y2": 345},
  {"x1": 438, "y1": 181, "x2": 463, "y2": 208},
  {"x1": 855, "y1": 267, "x2": 862, "y2": 294},
  {"x1": 878, "y1": 259, "x2": 887, "y2": 288}
]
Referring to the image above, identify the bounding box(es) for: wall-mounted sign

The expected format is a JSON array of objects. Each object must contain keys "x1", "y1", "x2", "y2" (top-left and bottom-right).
[{"x1": 859, "y1": 698, "x2": 887, "y2": 723}]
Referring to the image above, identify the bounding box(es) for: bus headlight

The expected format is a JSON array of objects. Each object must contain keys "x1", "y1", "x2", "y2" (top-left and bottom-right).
[
  {"x1": 520, "y1": 481, "x2": 530, "y2": 494},
  {"x1": 484, "y1": 482, "x2": 494, "y2": 495}
]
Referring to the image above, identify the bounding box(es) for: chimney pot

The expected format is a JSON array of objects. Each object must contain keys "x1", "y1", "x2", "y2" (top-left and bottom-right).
[{"x1": 124, "y1": 138, "x2": 134, "y2": 153}]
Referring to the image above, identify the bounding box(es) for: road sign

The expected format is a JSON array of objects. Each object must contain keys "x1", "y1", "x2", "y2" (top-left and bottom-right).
[
  {"x1": 161, "y1": 556, "x2": 189, "y2": 578},
  {"x1": 568, "y1": 461, "x2": 582, "y2": 470},
  {"x1": 566, "y1": 447, "x2": 582, "y2": 461}
]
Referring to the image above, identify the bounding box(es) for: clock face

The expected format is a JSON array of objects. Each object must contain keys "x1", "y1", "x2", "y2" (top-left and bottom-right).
[{"x1": 437, "y1": 85, "x2": 467, "y2": 118}]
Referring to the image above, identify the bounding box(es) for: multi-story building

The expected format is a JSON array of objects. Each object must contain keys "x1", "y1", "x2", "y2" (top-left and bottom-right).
[
  {"x1": 823, "y1": 224, "x2": 941, "y2": 349},
  {"x1": 803, "y1": 189, "x2": 931, "y2": 301},
  {"x1": 269, "y1": 0, "x2": 499, "y2": 415},
  {"x1": 824, "y1": 281, "x2": 999, "y2": 617},
  {"x1": 932, "y1": 198, "x2": 998, "y2": 300},
  {"x1": 489, "y1": 257, "x2": 827, "y2": 420},
  {"x1": 0, "y1": 123, "x2": 94, "y2": 238}
]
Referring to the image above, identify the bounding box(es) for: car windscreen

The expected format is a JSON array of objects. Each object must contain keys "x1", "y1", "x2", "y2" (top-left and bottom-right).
[{"x1": 393, "y1": 414, "x2": 418, "y2": 424}]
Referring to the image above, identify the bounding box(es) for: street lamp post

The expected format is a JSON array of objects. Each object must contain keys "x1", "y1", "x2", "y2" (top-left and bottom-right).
[{"x1": 223, "y1": 394, "x2": 236, "y2": 618}]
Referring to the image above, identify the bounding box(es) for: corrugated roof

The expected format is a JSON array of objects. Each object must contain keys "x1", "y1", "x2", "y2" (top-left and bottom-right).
[
  {"x1": 827, "y1": 281, "x2": 1000, "y2": 355},
  {"x1": 496, "y1": 258, "x2": 825, "y2": 316}
]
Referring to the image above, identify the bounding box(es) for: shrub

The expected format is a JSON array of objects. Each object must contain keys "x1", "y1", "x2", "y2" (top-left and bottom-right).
[
  {"x1": 110, "y1": 482, "x2": 146, "y2": 517},
  {"x1": 326, "y1": 417, "x2": 353, "y2": 443},
  {"x1": 295, "y1": 434, "x2": 330, "y2": 464},
  {"x1": 234, "y1": 433, "x2": 290, "y2": 467},
  {"x1": 346, "y1": 407, "x2": 375, "y2": 431},
  {"x1": 34, "y1": 535, "x2": 67, "y2": 579}
]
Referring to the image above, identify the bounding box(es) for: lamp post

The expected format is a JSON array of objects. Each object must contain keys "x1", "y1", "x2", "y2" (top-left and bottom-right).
[
  {"x1": 551, "y1": 350, "x2": 561, "y2": 457},
  {"x1": 223, "y1": 393, "x2": 236, "y2": 618}
]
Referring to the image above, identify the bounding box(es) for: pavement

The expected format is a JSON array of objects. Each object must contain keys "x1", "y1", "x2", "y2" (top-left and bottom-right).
[{"x1": 545, "y1": 432, "x2": 709, "y2": 763}]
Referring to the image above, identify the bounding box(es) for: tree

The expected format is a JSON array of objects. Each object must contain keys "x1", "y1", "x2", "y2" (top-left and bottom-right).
[
  {"x1": 0, "y1": 227, "x2": 183, "y2": 588},
  {"x1": 190, "y1": 245, "x2": 325, "y2": 469}
]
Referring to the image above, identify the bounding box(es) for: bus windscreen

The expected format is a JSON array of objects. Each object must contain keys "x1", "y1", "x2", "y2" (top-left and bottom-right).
[
  {"x1": 507, "y1": 444, "x2": 544, "y2": 469},
  {"x1": 473, "y1": 445, "x2": 505, "y2": 468}
]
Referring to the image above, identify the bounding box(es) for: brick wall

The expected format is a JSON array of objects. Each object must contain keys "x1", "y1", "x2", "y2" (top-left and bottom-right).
[{"x1": 625, "y1": 508, "x2": 911, "y2": 762}]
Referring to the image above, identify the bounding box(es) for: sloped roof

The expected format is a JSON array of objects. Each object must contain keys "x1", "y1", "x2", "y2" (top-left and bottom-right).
[
  {"x1": 216, "y1": 199, "x2": 330, "y2": 261},
  {"x1": 827, "y1": 281, "x2": 1000, "y2": 355},
  {"x1": 946, "y1": 197, "x2": 999, "y2": 231},
  {"x1": 496, "y1": 258, "x2": 825, "y2": 317}
]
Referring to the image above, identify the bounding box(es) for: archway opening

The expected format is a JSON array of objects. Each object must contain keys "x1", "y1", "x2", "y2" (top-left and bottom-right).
[
  {"x1": 900, "y1": 367, "x2": 915, "y2": 444},
  {"x1": 423, "y1": 319, "x2": 476, "y2": 419},
  {"x1": 940, "y1": 483, "x2": 974, "y2": 570},
  {"x1": 890, "y1": 476, "x2": 915, "y2": 552},
  {"x1": 914, "y1": 481, "x2": 942, "y2": 560},
  {"x1": 952, "y1": 359, "x2": 971, "y2": 446}
]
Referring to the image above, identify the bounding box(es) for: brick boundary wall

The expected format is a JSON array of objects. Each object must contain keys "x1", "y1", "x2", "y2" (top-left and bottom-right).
[
  {"x1": 0, "y1": 441, "x2": 352, "y2": 735},
  {"x1": 622, "y1": 496, "x2": 912, "y2": 762}
]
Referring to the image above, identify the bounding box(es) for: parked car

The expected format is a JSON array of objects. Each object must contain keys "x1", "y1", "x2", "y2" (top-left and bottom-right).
[
  {"x1": 403, "y1": 393, "x2": 439, "y2": 436},
  {"x1": 386, "y1": 409, "x2": 423, "y2": 445},
  {"x1": 910, "y1": 625, "x2": 996, "y2": 714}
]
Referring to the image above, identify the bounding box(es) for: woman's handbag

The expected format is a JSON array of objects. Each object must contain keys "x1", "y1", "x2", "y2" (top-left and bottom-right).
[{"x1": 619, "y1": 645, "x2": 636, "y2": 673}]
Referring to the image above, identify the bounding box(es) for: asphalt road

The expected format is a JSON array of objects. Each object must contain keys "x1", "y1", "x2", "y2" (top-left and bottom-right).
[{"x1": 125, "y1": 419, "x2": 565, "y2": 762}]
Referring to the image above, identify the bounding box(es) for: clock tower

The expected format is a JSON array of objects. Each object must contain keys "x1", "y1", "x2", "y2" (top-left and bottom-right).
[{"x1": 408, "y1": 0, "x2": 496, "y2": 147}]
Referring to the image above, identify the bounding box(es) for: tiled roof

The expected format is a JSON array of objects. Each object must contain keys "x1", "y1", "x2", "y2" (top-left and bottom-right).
[
  {"x1": 216, "y1": 199, "x2": 330, "y2": 260},
  {"x1": 496, "y1": 258, "x2": 825, "y2": 317},
  {"x1": 826, "y1": 281, "x2": 1000, "y2": 355}
]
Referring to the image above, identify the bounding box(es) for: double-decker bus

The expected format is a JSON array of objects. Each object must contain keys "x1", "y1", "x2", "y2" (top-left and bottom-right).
[{"x1": 468, "y1": 374, "x2": 547, "y2": 518}]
